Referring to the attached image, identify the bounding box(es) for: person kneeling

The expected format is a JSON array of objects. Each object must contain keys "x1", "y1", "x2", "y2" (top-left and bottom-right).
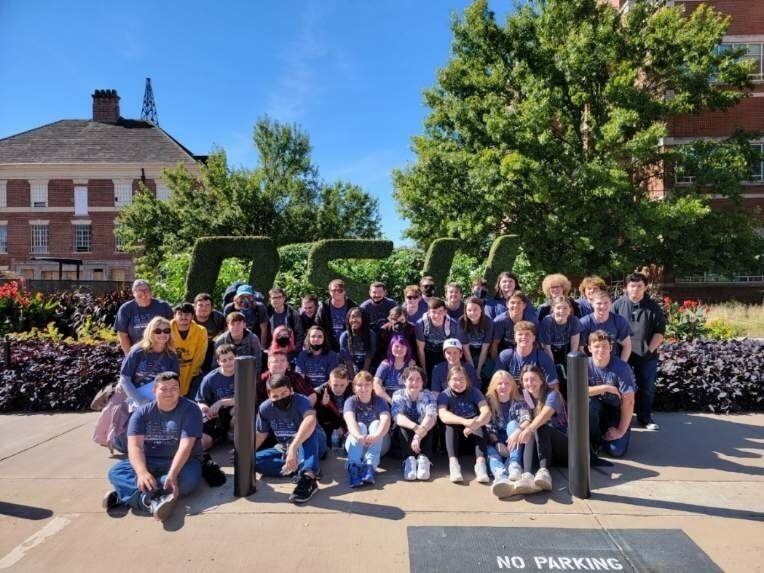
[
  {"x1": 255, "y1": 374, "x2": 326, "y2": 504},
  {"x1": 103, "y1": 371, "x2": 203, "y2": 522}
]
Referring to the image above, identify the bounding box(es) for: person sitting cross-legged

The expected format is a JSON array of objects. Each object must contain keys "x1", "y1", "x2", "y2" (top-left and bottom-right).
[
  {"x1": 103, "y1": 371, "x2": 203, "y2": 522},
  {"x1": 254, "y1": 374, "x2": 326, "y2": 504}
]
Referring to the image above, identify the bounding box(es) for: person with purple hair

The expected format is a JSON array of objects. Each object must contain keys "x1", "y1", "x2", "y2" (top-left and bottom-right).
[{"x1": 373, "y1": 335, "x2": 416, "y2": 404}]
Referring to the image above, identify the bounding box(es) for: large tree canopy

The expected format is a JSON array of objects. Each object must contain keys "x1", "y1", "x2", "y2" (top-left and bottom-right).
[
  {"x1": 117, "y1": 117, "x2": 381, "y2": 274},
  {"x1": 393, "y1": 0, "x2": 762, "y2": 276}
]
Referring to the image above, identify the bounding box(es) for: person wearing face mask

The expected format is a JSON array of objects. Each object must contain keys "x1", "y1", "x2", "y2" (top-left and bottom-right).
[
  {"x1": 257, "y1": 350, "x2": 317, "y2": 411},
  {"x1": 374, "y1": 306, "x2": 417, "y2": 372},
  {"x1": 268, "y1": 325, "x2": 297, "y2": 367},
  {"x1": 295, "y1": 326, "x2": 340, "y2": 389},
  {"x1": 419, "y1": 276, "x2": 437, "y2": 301},
  {"x1": 267, "y1": 287, "x2": 305, "y2": 350},
  {"x1": 471, "y1": 278, "x2": 488, "y2": 300},
  {"x1": 254, "y1": 374, "x2": 326, "y2": 504},
  {"x1": 360, "y1": 281, "x2": 397, "y2": 334},
  {"x1": 223, "y1": 285, "x2": 268, "y2": 345}
]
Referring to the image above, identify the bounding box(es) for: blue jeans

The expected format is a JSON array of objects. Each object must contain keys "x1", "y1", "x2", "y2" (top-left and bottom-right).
[
  {"x1": 108, "y1": 456, "x2": 202, "y2": 510},
  {"x1": 589, "y1": 397, "x2": 630, "y2": 457},
  {"x1": 629, "y1": 354, "x2": 658, "y2": 421},
  {"x1": 487, "y1": 420, "x2": 522, "y2": 477},
  {"x1": 255, "y1": 426, "x2": 326, "y2": 477},
  {"x1": 345, "y1": 421, "x2": 391, "y2": 469}
]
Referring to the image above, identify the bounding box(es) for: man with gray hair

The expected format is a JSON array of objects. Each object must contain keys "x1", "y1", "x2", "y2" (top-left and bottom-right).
[{"x1": 115, "y1": 279, "x2": 173, "y2": 354}]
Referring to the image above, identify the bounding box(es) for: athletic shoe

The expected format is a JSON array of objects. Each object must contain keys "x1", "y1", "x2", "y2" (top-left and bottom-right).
[
  {"x1": 508, "y1": 462, "x2": 522, "y2": 481},
  {"x1": 403, "y1": 456, "x2": 417, "y2": 481},
  {"x1": 491, "y1": 478, "x2": 515, "y2": 499},
  {"x1": 639, "y1": 417, "x2": 660, "y2": 431},
  {"x1": 534, "y1": 467, "x2": 553, "y2": 491},
  {"x1": 102, "y1": 490, "x2": 119, "y2": 511},
  {"x1": 514, "y1": 472, "x2": 542, "y2": 495},
  {"x1": 474, "y1": 459, "x2": 490, "y2": 483},
  {"x1": 290, "y1": 474, "x2": 318, "y2": 504},
  {"x1": 150, "y1": 493, "x2": 177, "y2": 522},
  {"x1": 362, "y1": 463, "x2": 375, "y2": 485},
  {"x1": 348, "y1": 464, "x2": 364, "y2": 488},
  {"x1": 416, "y1": 455, "x2": 432, "y2": 481},
  {"x1": 591, "y1": 454, "x2": 614, "y2": 468},
  {"x1": 449, "y1": 459, "x2": 463, "y2": 483}
]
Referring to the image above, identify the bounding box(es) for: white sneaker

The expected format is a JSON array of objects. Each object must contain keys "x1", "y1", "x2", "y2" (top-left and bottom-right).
[
  {"x1": 449, "y1": 459, "x2": 463, "y2": 483},
  {"x1": 491, "y1": 478, "x2": 515, "y2": 499},
  {"x1": 474, "y1": 459, "x2": 490, "y2": 483},
  {"x1": 416, "y1": 455, "x2": 431, "y2": 481},
  {"x1": 534, "y1": 467, "x2": 552, "y2": 491},
  {"x1": 514, "y1": 472, "x2": 541, "y2": 495},
  {"x1": 508, "y1": 462, "x2": 522, "y2": 481},
  {"x1": 403, "y1": 456, "x2": 417, "y2": 481}
]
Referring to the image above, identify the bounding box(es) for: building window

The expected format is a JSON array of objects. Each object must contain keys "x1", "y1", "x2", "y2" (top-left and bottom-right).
[
  {"x1": 74, "y1": 186, "x2": 88, "y2": 215},
  {"x1": 31, "y1": 224, "x2": 48, "y2": 254},
  {"x1": 156, "y1": 182, "x2": 170, "y2": 202},
  {"x1": 0, "y1": 181, "x2": 6, "y2": 208},
  {"x1": 719, "y1": 42, "x2": 764, "y2": 82},
  {"x1": 114, "y1": 180, "x2": 133, "y2": 207},
  {"x1": 30, "y1": 181, "x2": 48, "y2": 208},
  {"x1": 114, "y1": 229, "x2": 125, "y2": 252},
  {"x1": 111, "y1": 268, "x2": 127, "y2": 281},
  {"x1": 750, "y1": 143, "x2": 764, "y2": 183},
  {"x1": 0, "y1": 226, "x2": 6, "y2": 253},
  {"x1": 73, "y1": 224, "x2": 92, "y2": 252}
]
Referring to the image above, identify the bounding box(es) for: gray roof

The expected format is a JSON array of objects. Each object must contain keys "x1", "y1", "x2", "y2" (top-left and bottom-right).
[{"x1": 0, "y1": 119, "x2": 197, "y2": 164}]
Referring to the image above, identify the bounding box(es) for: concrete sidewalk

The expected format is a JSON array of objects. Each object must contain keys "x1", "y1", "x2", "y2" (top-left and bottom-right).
[{"x1": 0, "y1": 412, "x2": 762, "y2": 572}]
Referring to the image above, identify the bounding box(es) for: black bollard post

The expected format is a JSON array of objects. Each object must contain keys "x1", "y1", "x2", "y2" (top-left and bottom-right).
[
  {"x1": 567, "y1": 351, "x2": 591, "y2": 499},
  {"x1": 234, "y1": 355, "x2": 257, "y2": 497},
  {"x1": 4, "y1": 336, "x2": 10, "y2": 368}
]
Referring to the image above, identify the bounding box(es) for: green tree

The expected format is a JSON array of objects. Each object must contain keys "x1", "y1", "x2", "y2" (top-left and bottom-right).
[
  {"x1": 116, "y1": 118, "x2": 381, "y2": 278},
  {"x1": 393, "y1": 0, "x2": 762, "y2": 276}
]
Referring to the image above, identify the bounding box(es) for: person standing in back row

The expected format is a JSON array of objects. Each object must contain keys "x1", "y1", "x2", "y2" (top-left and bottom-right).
[{"x1": 316, "y1": 279, "x2": 357, "y2": 353}]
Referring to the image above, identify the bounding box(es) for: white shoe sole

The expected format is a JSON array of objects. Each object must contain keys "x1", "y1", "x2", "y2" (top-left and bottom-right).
[{"x1": 491, "y1": 480, "x2": 514, "y2": 498}]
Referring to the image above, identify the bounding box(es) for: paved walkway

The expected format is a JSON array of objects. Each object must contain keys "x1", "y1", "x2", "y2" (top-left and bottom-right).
[{"x1": 0, "y1": 412, "x2": 762, "y2": 572}]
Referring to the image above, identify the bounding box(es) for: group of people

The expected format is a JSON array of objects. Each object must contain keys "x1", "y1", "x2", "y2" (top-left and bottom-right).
[{"x1": 102, "y1": 271, "x2": 666, "y2": 520}]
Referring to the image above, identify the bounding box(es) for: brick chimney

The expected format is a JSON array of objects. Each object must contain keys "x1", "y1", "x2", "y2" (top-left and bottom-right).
[{"x1": 92, "y1": 89, "x2": 120, "y2": 123}]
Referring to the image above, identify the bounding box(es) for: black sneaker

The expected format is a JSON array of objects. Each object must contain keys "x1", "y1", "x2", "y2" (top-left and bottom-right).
[
  {"x1": 150, "y1": 493, "x2": 177, "y2": 522},
  {"x1": 202, "y1": 454, "x2": 227, "y2": 487},
  {"x1": 289, "y1": 474, "x2": 318, "y2": 504},
  {"x1": 591, "y1": 454, "x2": 614, "y2": 468},
  {"x1": 102, "y1": 490, "x2": 119, "y2": 511}
]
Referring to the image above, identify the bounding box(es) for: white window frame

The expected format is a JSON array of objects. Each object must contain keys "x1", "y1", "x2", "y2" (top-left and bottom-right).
[
  {"x1": 0, "y1": 181, "x2": 6, "y2": 208},
  {"x1": 718, "y1": 42, "x2": 764, "y2": 83},
  {"x1": 30, "y1": 180, "x2": 48, "y2": 208},
  {"x1": 72, "y1": 221, "x2": 92, "y2": 253},
  {"x1": 114, "y1": 218, "x2": 125, "y2": 252},
  {"x1": 30, "y1": 222, "x2": 49, "y2": 254},
  {"x1": 155, "y1": 182, "x2": 170, "y2": 202},
  {"x1": 114, "y1": 179, "x2": 133, "y2": 207},
  {"x1": 74, "y1": 186, "x2": 88, "y2": 215},
  {"x1": 0, "y1": 223, "x2": 7, "y2": 253}
]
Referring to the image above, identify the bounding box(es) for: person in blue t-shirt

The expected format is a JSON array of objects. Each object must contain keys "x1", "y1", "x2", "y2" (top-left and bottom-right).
[
  {"x1": 315, "y1": 279, "x2": 358, "y2": 352},
  {"x1": 316, "y1": 366, "x2": 353, "y2": 449},
  {"x1": 339, "y1": 307, "x2": 377, "y2": 376},
  {"x1": 359, "y1": 281, "x2": 398, "y2": 334},
  {"x1": 373, "y1": 335, "x2": 416, "y2": 403},
  {"x1": 491, "y1": 292, "x2": 539, "y2": 359},
  {"x1": 437, "y1": 365, "x2": 492, "y2": 484},
  {"x1": 576, "y1": 276, "x2": 608, "y2": 317},
  {"x1": 484, "y1": 272, "x2": 537, "y2": 320},
  {"x1": 587, "y1": 330, "x2": 636, "y2": 464},
  {"x1": 343, "y1": 371, "x2": 391, "y2": 487},
  {"x1": 539, "y1": 296, "x2": 583, "y2": 398},
  {"x1": 460, "y1": 296, "x2": 494, "y2": 384},
  {"x1": 103, "y1": 371, "x2": 203, "y2": 522},
  {"x1": 295, "y1": 325, "x2": 340, "y2": 389},
  {"x1": 114, "y1": 279, "x2": 173, "y2": 355},
  {"x1": 578, "y1": 290, "x2": 632, "y2": 361},
  {"x1": 195, "y1": 344, "x2": 236, "y2": 450},
  {"x1": 429, "y1": 338, "x2": 480, "y2": 394},
  {"x1": 255, "y1": 374, "x2": 326, "y2": 504},
  {"x1": 415, "y1": 298, "x2": 468, "y2": 380},
  {"x1": 493, "y1": 321, "x2": 559, "y2": 389}
]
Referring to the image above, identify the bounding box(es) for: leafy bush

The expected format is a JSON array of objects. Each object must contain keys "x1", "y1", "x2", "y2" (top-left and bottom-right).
[
  {"x1": 52, "y1": 289, "x2": 131, "y2": 339},
  {"x1": 655, "y1": 339, "x2": 763, "y2": 413},
  {"x1": 661, "y1": 296, "x2": 739, "y2": 341},
  {"x1": 0, "y1": 338, "x2": 122, "y2": 412},
  {"x1": 0, "y1": 282, "x2": 59, "y2": 335},
  {"x1": 329, "y1": 247, "x2": 426, "y2": 301}
]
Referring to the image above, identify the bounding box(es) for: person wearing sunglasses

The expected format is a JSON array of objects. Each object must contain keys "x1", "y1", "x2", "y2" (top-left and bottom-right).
[{"x1": 119, "y1": 316, "x2": 180, "y2": 410}]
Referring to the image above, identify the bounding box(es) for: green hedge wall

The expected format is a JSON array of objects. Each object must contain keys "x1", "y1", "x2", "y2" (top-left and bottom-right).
[
  {"x1": 183, "y1": 236, "x2": 279, "y2": 301},
  {"x1": 484, "y1": 235, "x2": 520, "y2": 289},
  {"x1": 307, "y1": 239, "x2": 394, "y2": 302},
  {"x1": 422, "y1": 238, "x2": 460, "y2": 296}
]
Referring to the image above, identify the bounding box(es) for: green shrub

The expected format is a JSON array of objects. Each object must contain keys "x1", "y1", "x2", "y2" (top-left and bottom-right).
[
  {"x1": 422, "y1": 238, "x2": 460, "y2": 295},
  {"x1": 484, "y1": 235, "x2": 519, "y2": 289}
]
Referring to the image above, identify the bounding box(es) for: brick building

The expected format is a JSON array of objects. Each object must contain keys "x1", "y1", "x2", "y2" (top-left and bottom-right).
[{"x1": 0, "y1": 89, "x2": 201, "y2": 282}]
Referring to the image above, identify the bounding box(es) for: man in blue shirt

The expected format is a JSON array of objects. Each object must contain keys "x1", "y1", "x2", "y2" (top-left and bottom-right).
[
  {"x1": 103, "y1": 371, "x2": 203, "y2": 522},
  {"x1": 114, "y1": 279, "x2": 173, "y2": 355}
]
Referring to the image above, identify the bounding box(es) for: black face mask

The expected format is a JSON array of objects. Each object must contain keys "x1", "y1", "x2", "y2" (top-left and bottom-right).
[
  {"x1": 423, "y1": 285, "x2": 435, "y2": 297},
  {"x1": 276, "y1": 336, "x2": 290, "y2": 348},
  {"x1": 273, "y1": 395, "x2": 293, "y2": 410},
  {"x1": 472, "y1": 288, "x2": 486, "y2": 299},
  {"x1": 309, "y1": 343, "x2": 323, "y2": 352},
  {"x1": 392, "y1": 322, "x2": 405, "y2": 333}
]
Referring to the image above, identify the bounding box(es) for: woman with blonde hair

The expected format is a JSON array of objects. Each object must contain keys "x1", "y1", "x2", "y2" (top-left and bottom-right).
[{"x1": 536, "y1": 273, "x2": 581, "y2": 322}]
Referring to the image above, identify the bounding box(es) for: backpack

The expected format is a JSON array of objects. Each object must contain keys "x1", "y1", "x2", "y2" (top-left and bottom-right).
[{"x1": 92, "y1": 385, "x2": 130, "y2": 454}]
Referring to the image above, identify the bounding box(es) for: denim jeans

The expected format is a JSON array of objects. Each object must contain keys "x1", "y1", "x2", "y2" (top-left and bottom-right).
[
  {"x1": 589, "y1": 397, "x2": 630, "y2": 457},
  {"x1": 629, "y1": 354, "x2": 658, "y2": 421},
  {"x1": 487, "y1": 420, "x2": 522, "y2": 477},
  {"x1": 345, "y1": 421, "x2": 391, "y2": 469},
  {"x1": 255, "y1": 426, "x2": 326, "y2": 477},
  {"x1": 108, "y1": 456, "x2": 202, "y2": 509}
]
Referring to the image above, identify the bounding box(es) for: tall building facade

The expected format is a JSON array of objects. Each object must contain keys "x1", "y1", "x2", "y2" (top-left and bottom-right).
[{"x1": 0, "y1": 89, "x2": 200, "y2": 282}]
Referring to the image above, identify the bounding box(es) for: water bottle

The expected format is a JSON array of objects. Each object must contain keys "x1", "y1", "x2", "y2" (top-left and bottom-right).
[{"x1": 331, "y1": 429, "x2": 342, "y2": 454}]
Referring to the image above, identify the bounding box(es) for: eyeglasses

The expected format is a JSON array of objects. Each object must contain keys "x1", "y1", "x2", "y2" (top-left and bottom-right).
[
  {"x1": 330, "y1": 288, "x2": 345, "y2": 293},
  {"x1": 153, "y1": 328, "x2": 172, "y2": 335},
  {"x1": 405, "y1": 295, "x2": 419, "y2": 300}
]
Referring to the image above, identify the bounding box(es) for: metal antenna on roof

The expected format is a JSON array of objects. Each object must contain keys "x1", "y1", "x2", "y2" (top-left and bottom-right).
[{"x1": 140, "y1": 77, "x2": 159, "y2": 126}]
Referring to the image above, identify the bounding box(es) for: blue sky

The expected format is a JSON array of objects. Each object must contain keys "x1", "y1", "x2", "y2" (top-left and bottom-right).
[{"x1": 0, "y1": 0, "x2": 509, "y2": 244}]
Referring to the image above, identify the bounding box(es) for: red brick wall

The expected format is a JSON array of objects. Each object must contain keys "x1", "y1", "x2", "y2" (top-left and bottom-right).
[
  {"x1": 7, "y1": 180, "x2": 29, "y2": 207},
  {"x1": 49, "y1": 179, "x2": 73, "y2": 208},
  {"x1": 669, "y1": 96, "x2": 764, "y2": 137},
  {"x1": 89, "y1": 179, "x2": 115, "y2": 207},
  {"x1": 133, "y1": 178, "x2": 156, "y2": 195},
  {"x1": 681, "y1": 1, "x2": 764, "y2": 35}
]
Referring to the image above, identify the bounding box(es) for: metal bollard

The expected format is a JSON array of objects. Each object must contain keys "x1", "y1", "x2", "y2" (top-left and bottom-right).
[
  {"x1": 567, "y1": 351, "x2": 591, "y2": 499},
  {"x1": 234, "y1": 355, "x2": 257, "y2": 497}
]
